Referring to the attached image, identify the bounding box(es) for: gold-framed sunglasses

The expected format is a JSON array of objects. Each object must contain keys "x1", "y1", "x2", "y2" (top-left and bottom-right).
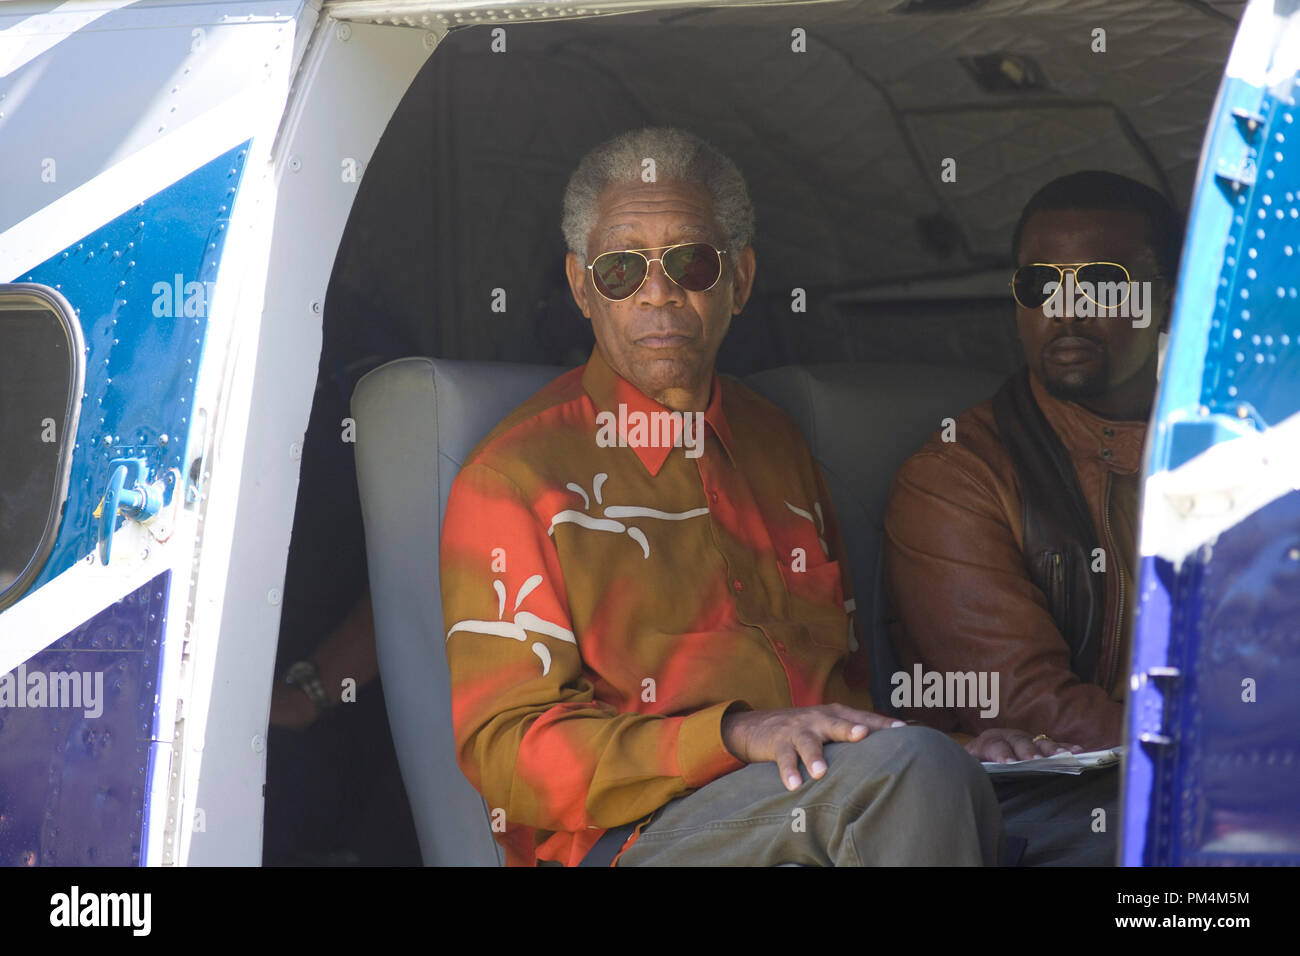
[
  {"x1": 587, "y1": 242, "x2": 727, "y2": 301},
  {"x1": 1011, "y1": 261, "x2": 1160, "y2": 310}
]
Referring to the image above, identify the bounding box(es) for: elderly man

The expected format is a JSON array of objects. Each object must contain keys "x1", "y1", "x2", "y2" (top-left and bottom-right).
[
  {"x1": 440, "y1": 127, "x2": 1023, "y2": 868},
  {"x1": 884, "y1": 170, "x2": 1179, "y2": 864}
]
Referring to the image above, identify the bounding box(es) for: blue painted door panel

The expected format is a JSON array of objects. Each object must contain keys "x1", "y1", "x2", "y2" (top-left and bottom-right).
[
  {"x1": 2, "y1": 143, "x2": 250, "y2": 865},
  {"x1": 0, "y1": 572, "x2": 169, "y2": 866},
  {"x1": 12, "y1": 142, "x2": 249, "y2": 589},
  {"x1": 1123, "y1": 7, "x2": 1300, "y2": 865}
]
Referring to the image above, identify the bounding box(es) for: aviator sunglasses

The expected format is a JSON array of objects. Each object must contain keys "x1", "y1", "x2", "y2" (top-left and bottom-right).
[
  {"x1": 587, "y1": 242, "x2": 727, "y2": 301},
  {"x1": 1011, "y1": 261, "x2": 1160, "y2": 310}
]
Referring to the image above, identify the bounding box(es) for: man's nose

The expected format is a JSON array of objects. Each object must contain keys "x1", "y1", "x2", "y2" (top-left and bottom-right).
[
  {"x1": 1049, "y1": 268, "x2": 1089, "y2": 324},
  {"x1": 636, "y1": 258, "x2": 683, "y2": 305}
]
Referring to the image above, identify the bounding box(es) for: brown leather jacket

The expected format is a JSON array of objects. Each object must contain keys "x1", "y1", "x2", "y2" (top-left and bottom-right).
[{"x1": 883, "y1": 370, "x2": 1144, "y2": 751}]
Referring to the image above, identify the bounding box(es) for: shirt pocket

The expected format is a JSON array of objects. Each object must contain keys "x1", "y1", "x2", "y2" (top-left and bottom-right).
[
  {"x1": 780, "y1": 559, "x2": 851, "y2": 652},
  {"x1": 779, "y1": 558, "x2": 845, "y2": 615}
]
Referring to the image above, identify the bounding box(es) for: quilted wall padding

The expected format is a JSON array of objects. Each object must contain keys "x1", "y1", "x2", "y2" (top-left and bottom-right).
[{"x1": 325, "y1": 0, "x2": 1242, "y2": 377}]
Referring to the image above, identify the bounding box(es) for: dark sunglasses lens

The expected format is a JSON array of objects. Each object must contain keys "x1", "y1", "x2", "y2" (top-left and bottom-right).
[
  {"x1": 592, "y1": 251, "x2": 647, "y2": 300},
  {"x1": 1078, "y1": 263, "x2": 1128, "y2": 285},
  {"x1": 1012, "y1": 266, "x2": 1059, "y2": 308},
  {"x1": 662, "y1": 243, "x2": 721, "y2": 291},
  {"x1": 1077, "y1": 264, "x2": 1130, "y2": 306}
]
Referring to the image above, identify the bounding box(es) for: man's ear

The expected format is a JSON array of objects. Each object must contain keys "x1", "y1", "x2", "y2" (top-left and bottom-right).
[
  {"x1": 730, "y1": 246, "x2": 757, "y2": 315},
  {"x1": 566, "y1": 250, "x2": 591, "y2": 319}
]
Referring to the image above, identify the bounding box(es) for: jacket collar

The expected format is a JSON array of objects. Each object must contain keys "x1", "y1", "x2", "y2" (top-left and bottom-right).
[
  {"x1": 581, "y1": 347, "x2": 735, "y2": 476},
  {"x1": 1028, "y1": 372, "x2": 1145, "y2": 474}
]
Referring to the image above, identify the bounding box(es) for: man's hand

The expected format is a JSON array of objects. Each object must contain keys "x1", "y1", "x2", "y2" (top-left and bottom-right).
[
  {"x1": 964, "y1": 729, "x2": 1083, "y2": 763},
  {"x1": 721, "y1": 704, "x2": 905, "y2": 791}
]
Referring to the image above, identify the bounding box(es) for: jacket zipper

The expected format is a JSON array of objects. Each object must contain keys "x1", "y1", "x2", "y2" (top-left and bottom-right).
[
  {"x1": 1048, "y1": 552, "x2": 1065, "y2": 633},
  {"x1": 1099, "y1": 471, "x2": 1125, "y2": 691}
]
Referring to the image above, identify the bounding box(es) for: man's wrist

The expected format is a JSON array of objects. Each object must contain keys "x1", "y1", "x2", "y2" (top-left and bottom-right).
[
  {"x1": 681, "y1": 700, "x2": 749, "y2": 787},
  {"x1": 285, "y1": 659, "x2": 334, "y2": 713}
]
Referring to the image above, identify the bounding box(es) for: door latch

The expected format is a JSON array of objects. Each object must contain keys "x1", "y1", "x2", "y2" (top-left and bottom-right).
[{"x1": 94, "y1": 457, "x2": 166, "y2": 564}]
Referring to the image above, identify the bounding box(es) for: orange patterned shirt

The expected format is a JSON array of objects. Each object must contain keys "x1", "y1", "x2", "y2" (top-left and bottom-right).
[{"x1": 440, "y1": 348, "x2": 871, "y2": 866}]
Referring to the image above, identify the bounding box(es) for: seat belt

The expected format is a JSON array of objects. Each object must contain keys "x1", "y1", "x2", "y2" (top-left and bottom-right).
[{"x1": 576, "y1": 822, "x2": 638, "y2": 867}]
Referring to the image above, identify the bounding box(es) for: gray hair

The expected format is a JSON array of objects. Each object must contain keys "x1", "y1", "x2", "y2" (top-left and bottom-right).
[{"x1": 561, "y1": 127, "x2": 755, "y2": 264}]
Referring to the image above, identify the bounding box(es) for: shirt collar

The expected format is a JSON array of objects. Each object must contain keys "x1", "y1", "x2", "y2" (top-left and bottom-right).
[
  {"x1": 581, "y1": 347, "x2": 735, "y2": 476},
  {"x1": 1028, "y1": 372, "x2": 1146, "y2": 474}
]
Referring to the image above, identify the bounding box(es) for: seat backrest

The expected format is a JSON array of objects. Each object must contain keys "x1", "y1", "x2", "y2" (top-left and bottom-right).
[
  {"x1": 352, "y1": 358, "x2": 566, "y2": 866},
  {"x1": 353, "y1": 357, "x2": 1004, "y2": 864},
  {"x1": 744, "y1": 364, "x2": 1005, "y2": 707}
]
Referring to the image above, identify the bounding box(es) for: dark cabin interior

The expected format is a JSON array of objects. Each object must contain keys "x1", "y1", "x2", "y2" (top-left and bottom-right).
[{"x1": 263, "y1": 0, "x2": 1243, "y2": 864}]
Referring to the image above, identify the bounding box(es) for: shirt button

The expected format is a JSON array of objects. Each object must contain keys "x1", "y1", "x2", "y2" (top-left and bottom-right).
[
  {"x1": 1101, "y1": 447, "x2": 1114, "y2": 459},
  {"x1": 1102, "y1": 426, "x2": 1115, "y2": 438},
  {"x1": 732, "y1": 579, "x2": 744, "y2": 592},
  {"x1": 710, "y1": 491, "x2": 719, "y2": 504}
]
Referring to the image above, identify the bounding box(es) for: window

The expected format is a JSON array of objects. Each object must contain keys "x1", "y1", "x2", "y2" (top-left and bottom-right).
[{"x1": 0, "y1": 284, "x2": 84, "y2": 611}]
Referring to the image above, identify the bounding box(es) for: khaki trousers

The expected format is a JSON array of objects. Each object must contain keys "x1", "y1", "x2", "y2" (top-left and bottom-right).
[{"x1": 616, "y1": 726, "x2": 1003, "y2": 866}]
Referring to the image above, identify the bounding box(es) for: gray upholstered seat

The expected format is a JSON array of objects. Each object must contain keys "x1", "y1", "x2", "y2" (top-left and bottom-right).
[
  {"x1": 352, "y1": 359, "x2": 565, "y2": 867},
  {"x1": 352, "y1": 357, "x2": 1004, "y2": 865},
  {"x1": 743, "y1": 364, "x2": 1006, "y2": 706}
]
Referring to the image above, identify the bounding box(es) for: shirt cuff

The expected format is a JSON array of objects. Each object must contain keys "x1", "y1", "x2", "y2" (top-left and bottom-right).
[{"x1": 677, "y1": 699, "x2": 749, "y2": 789}]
